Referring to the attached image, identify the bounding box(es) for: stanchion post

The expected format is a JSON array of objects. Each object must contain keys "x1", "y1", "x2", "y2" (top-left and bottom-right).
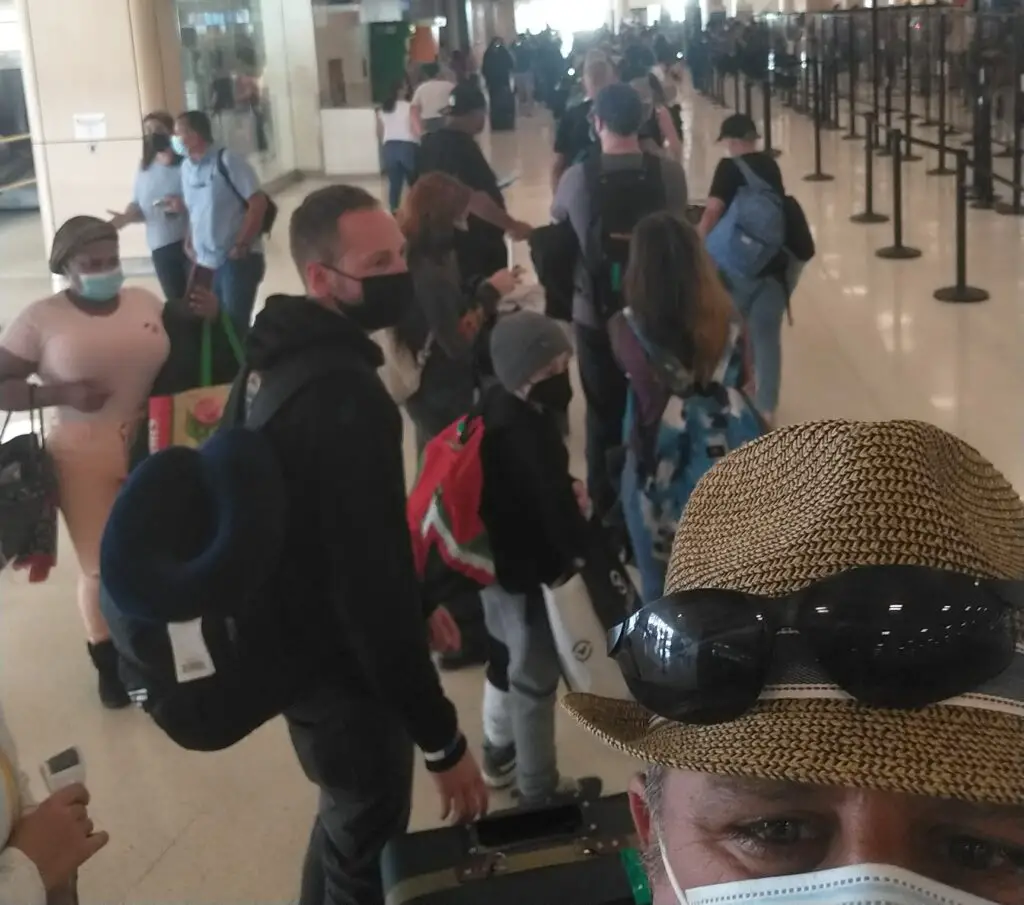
[
  {"x1": 970, "y1": 63, "x2": 997, "y2": 208},
  {"x1": 734, "y1": 71, "x2": 741, "y2": 110},
  {"x1": 831, "y1": 16, "x2": 841, "y2": 129},
  {"x1": 763, "y1": 76, "x2": 782, "y2": 158},
  {"x1": 845, "y1": 12, "x2": 860, "y2": 140},
  {"x1": 871, "y1": 4, "x2": 882, "y2": 147},
  {"x1": 902, "y1": 12, "x2": 922, "y2": 161},
  {"x1": 934, "y1": 149, "x2": 990, "y2": 302},
  {"x1": 806, "y1": 57, "x2": 835, "y2": 182},
  {"x1": 996, "y1": 15, "x2": 1024, "y2": 216},
  {"x1": 851, "y1": 113, "x2": 890, "y2": 224},
  {"x1": 922, "y1": 8, "x2": 936, "y2": 126},
  {"x1": 927, "y1": 16, "x2": 955, "y2": 176},
  {"x1": 744, "y1": 77, "x2": 753, "y2": 118},
  {"x1": 876, "y1": 129, "x2": 922, "y2": 259}
]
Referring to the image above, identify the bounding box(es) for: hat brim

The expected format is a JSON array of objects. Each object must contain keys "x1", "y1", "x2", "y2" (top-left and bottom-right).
[{"x1": 563, "y1": 693, "x2": 1024, "y2": 805}]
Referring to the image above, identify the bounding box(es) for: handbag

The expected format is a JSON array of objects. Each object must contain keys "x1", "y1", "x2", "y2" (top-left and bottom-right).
[
  {"x1": 543, "y1": 523, "x2": 639, "y2": 699},
  {"x1": 149, "y1": 314, "x2": 244, "y2": 452},
  {"x1": 0, "y1": 406, "x2": 58, "y2": 581}
]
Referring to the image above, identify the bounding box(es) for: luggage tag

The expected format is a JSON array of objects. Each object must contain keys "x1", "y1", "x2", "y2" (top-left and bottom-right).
[{"x1": 167, "y1": 618, "x2": 216, "y2": 683}]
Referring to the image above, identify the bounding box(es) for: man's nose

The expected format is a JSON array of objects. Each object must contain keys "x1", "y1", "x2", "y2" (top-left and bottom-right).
[{"x1": 828, "y1": 789, "x2": 918, "y2": 872}]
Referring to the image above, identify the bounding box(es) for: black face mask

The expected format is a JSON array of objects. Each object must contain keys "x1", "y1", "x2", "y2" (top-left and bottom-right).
[
  {"x1": 338, "y1": 271, "x2": 415, "y2": 333},
  {"x1": 527, "y1": 372, "x2": 573, "y2": 412},
  {"x1": 148, "y1": 132, "x2": 172, "y2": 154}
]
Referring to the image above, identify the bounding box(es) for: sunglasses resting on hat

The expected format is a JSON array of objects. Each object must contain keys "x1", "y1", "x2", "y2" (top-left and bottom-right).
[{"x1": 608, "y1": 563, "x2": 1024, "y2": 726}]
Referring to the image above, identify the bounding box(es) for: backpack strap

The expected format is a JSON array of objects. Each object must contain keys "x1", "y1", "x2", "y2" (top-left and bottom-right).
[
  {"x1": 222, "y1": 347, "x2": 367, "y2": 432},
  {"x1": 731, "y1": 156, "x2": 772, "y2": 194},
  {"x1": 216, "y1": 149, "x2": 249, "y2": 211}
]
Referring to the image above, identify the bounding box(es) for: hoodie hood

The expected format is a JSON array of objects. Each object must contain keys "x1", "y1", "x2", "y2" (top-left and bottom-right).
[{"x1": 246, "y1": 294, "x2": 384, "y2": 372}]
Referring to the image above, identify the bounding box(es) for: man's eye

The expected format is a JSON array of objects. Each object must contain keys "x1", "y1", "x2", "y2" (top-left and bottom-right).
[
  {"x1": 733, "y1": 819, "x2": 818, "y2": 847},
  {"x1": 946, "y1": 836, "x2": 1024, "y2": 873}
]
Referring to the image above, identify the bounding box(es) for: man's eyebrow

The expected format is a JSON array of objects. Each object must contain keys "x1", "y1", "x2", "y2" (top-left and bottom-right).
[
  {"x1": 932, "y1": 798, "x2": 1024, "y2": 824},
  {"x1": 704, "y1": 775, "x2": 830, "y2": 805}
]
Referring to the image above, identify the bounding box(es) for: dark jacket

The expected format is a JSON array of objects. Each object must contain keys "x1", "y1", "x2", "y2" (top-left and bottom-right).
[
  {"x1": 245, "y1": 295, "x2": 459, "y2": 769},
  {"x1": 479, "y1": 383, "x2": 588, "y2": 593},
  {"x1": 401, "y1": 247, "x2": 500, "y2": 444},
  {"x1": 417, "y1": 128, "x2": 508, "y2": 280}
]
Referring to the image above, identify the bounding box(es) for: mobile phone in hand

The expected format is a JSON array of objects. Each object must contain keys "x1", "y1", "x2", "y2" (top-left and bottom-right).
[
  {"x1": 41, "y1": 746, "x2": 85, "y2": 793},
  {"x1": 186, "y1": 265, "x2": 215, "y2": 298}
]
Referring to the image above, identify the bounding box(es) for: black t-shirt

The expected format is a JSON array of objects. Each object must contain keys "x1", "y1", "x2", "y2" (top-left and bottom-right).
[
  {"x1": 553, "y1": 99, "x2": 595, "y2": 164},
  {"x1": 708, "y1": 152, "x2": 785, "y2": 208}
]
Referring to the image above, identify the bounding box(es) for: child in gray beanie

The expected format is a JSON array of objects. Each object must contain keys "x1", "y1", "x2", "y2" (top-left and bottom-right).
[{"x1": 475, "y1": 310, "x2": 599, "y2": 802}]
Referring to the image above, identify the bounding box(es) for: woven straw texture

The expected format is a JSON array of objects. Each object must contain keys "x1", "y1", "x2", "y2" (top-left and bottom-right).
[{"x1": 565, "y1": 419, "x2": 1024, "y2": 805}]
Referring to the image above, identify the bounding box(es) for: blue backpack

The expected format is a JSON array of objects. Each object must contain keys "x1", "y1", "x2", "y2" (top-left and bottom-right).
[
  {"x1": 705, "y1": 157, "x2": 785, "y2": 280},
  {"x1": 613, "y1": 310, "x2": 765, "y2": 562}
]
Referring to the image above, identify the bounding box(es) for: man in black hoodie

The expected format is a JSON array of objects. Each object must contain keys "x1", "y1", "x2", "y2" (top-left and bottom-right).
[{"x1": 244, "y1": 184, "x2": 487, "y2": 905}]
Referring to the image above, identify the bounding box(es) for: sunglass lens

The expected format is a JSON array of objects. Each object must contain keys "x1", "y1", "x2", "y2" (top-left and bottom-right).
[
  {"x1": 802, "y1": 569, "x2": 1016, "y2": 709},
  {"x1": 615, "y1": 593, "x2": 770, "y2": 724}
]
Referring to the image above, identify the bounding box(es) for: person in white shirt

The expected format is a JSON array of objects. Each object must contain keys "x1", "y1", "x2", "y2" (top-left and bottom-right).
[
  {"x1": 0, "y1": 702, "x2": 107, "y2": 905},
  {"x1": 377, "y1": 81, "x2": 420, "y2": 212},
  {"x1": 411, "y1": 63, "x2": 456, "y2": 137}
]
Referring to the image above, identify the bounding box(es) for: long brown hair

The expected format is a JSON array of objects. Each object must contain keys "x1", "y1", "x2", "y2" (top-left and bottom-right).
[
  {"x1": 398, "y1": 172, "x2": 473, "y2": 260},
  {"x1": 623, "y1": 211, "x2": 732, "y2": 384}
]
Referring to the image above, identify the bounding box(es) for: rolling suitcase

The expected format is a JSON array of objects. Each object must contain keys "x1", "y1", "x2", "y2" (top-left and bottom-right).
[
  {"x1": 490, "y1": 87, "x2": 516, "y2": 132},
  {"x1": 382, "y1": 784, "x2": 648, "y2": 904}
]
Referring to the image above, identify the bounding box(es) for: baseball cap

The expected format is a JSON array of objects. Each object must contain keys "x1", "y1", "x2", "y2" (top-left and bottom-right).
[
  {"x1": 445, "y1": 82, "x2": 487, "y2": 117},
  {"x1": 717, "y1": 112, "x2": 760, "y2": 141},
  {"x1": 592, "y1": 82, "x2": 645, "y2": 137}
]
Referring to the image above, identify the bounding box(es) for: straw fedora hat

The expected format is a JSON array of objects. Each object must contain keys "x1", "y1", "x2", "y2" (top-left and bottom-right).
[{"x1": 564, "y1": 419, "x2": 1024, "y2": 805}]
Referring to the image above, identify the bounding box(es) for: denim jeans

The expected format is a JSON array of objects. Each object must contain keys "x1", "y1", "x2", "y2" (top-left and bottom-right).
[
  {"x1": 621, "y1": 451, "x2": 667, "y2": 603},
  {"x1": 381, "y1": 140, "x2": 418, "y2": 212},
  {"x1": 150, "y1": 240, "x2": 189, "y2": 303},
  {"x1": 480, "y1": 585, "x2": 561, "y2": 802},
  {"x1": 214, "y1": 252, "x2": 266, "y2": 338},
  {"x1": 732, "y1": 277, "x2": 788, "y2": 415},
  {"x1": 574, "y1": 322, "x2": 628, "y2": 521}
]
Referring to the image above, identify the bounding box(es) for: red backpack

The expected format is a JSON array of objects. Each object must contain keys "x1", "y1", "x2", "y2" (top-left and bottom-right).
[{"x1": 407, "y1": 414, "x2": 495, "y2": 606}]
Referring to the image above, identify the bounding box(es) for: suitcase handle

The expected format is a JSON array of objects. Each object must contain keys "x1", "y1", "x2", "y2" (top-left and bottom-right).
[{"x1": 470, "y1": 801, "x2": 585, "y2": 853}]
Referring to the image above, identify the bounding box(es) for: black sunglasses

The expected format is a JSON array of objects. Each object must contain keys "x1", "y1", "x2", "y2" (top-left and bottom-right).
[{"x1": 608, "y1": 565, "x2": 1024, "y2": 725}]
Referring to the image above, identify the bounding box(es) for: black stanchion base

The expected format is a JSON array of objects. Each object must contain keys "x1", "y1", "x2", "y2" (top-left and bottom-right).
[
  {"x1": 926, "y1": 166, "x2": 956, "y2": 177},
  {"x1": 877, "y1": 147, "x2": 893, "y2": 157},
  {"x1": 823, "y1": 122, "x2": 842, "y2": 131},
  {"x1": 921, "y1": 118, "x2": 938, "y2": 127},
  {"x1": 843, "y1": 132, "x2": 860, "y2": 141},
  {"x1": 804, "y1": 172, "x2": 835, "y2": 182},
  {"x1": 970, "y1": 198, "x2": 998, "y2": 211},
  {"x1": 995, "y1": 200, "x2": 1024, "y2": 216},
  {"x1": 902, "y1": 153, "x2": 923, "y2": 162},
  {"x1": 876, "y1": 244, "x2": 923, "y2": 260},
  {"x1": 933, "y1": 284, "x2": 990, "y2": 303},
  {"x1": 994, "y1": 148, "x2": 1014, "y2": 159},
  {"x1": 850, "y1": 211, "x2": 890, "y2": 224}
]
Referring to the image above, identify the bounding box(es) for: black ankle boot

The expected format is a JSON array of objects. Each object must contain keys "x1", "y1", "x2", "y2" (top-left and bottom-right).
[{"x1": 87, "y1": 641, "x2": 130, "y2": 710}]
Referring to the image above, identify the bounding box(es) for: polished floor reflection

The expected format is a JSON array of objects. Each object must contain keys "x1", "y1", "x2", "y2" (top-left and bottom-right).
[{"x1": 0, "y1": 83, "x2": 1022, "y2": 903}]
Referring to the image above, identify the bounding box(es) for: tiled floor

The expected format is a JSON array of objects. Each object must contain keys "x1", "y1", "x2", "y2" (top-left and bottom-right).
[{"x1": 1, "y1": 83, "x2": 1022, "y2": 903}]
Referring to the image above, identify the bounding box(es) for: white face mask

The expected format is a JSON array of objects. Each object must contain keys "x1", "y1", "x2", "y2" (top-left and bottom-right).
[{"x1": 660, "y1": 846, "x2": 999, "y2": 905}]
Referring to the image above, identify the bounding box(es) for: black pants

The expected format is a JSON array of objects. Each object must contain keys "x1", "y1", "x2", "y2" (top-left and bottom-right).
[
  {"x1": 288, "y1": 688, "x2": 415, "y2": 905},
  {"x1": 574, "y1": 322, "x2": 628, "y2": 521},
  {"x1": 151, "y1": 240, "x2": 190, "y2": 303}
]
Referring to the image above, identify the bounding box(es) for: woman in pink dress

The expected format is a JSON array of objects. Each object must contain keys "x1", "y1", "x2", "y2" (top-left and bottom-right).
[{"x1": 0, "y1": 217, "x2": 169, "y2": 707}]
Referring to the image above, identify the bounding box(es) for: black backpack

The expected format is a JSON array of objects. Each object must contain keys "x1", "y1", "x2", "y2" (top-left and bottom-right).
[
  {"x1": 101, "y1": 351, "x2": 356, "y2": 752},
  {"x1": 583, "y1": 153, "x2": 667, "y2": 321}
]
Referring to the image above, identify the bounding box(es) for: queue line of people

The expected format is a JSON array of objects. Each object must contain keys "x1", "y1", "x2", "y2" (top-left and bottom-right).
[{"x1": 0, "y1": 47, "x2": 1020, "y2": 905}]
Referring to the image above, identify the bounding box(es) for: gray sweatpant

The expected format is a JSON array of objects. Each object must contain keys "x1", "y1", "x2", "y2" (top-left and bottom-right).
[{"x1": 480, "y1": 585, "x2": 562, "y2": 801}]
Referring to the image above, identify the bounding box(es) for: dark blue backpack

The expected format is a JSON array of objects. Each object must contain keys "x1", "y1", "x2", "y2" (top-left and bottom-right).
[{"x1": 705, "y1": 157, "x2": 785, "y2": 280}]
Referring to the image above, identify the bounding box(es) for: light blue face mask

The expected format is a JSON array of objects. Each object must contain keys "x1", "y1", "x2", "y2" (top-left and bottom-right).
[
  {"x1": 170, "y1": 135, "x2": 188, "y2": 157},
  {"x1": 75, "y1": 267, "x2": 125, "y2": 303}
]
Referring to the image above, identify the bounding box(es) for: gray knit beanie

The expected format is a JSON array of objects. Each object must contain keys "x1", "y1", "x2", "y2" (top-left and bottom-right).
[{"x1": 489, "y1": 310, "x2": 573, "y2": 393}]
